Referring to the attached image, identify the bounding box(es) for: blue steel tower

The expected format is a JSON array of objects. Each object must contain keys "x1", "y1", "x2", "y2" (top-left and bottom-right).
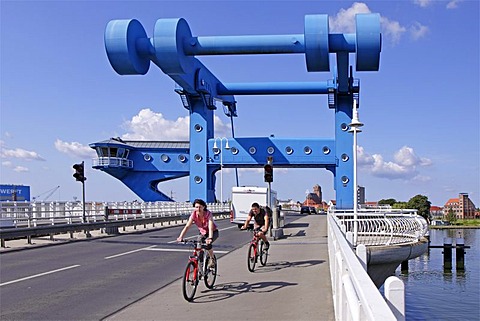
[{"x1": 92, "y1": 14, "x2": 381, "y2": 208}]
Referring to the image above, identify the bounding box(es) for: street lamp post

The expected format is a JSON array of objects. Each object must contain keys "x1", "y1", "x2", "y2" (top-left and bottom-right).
[
  {"x1": 213, "y1": 137, "x2": 230, "y2": 203},
  {"x1": 349, "y1": 99, "x2": 363, "y2": 246}
]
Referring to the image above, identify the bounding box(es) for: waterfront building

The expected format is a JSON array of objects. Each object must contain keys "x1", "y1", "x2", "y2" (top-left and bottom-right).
[
  {"x1": 443, "y1": 193, "x2": 477, "y2": 219},
  {"x1": 430, "y1": 206, "x2": 444, "y2": 220},
  {"x1": 357, "y1": 186, "x2": 365, "y2": 205},
  {"x1": 303, "y1": 184, "x2": 322, "y2": 207}
]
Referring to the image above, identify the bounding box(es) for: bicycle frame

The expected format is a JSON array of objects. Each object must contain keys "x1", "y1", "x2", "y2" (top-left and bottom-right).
[
  {"x1": 181, "y1": 239, "x2": 217, "y2": 301},
  {"x1": 187, "y1": 240, "x2": 207, "y2": 277},
  {"x1": 250, "y1": 230, "x2": 261, "y2": 256},
  {"x1": 246, "y1": 228, "x2": 268, "y2": 272}
]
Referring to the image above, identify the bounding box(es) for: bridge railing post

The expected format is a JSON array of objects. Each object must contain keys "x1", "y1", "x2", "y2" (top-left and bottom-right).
[{"x1": 384, "y1": 276, "x2": 405, "y2": 321}]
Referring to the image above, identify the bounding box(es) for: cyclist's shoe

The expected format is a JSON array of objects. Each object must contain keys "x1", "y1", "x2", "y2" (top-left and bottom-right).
[
  {"x1": 208, "y1": 257, "x2": 216, "y2": 268},
  {"x1": 264, "y1": 242, "x2": 270, "y2": 250}
]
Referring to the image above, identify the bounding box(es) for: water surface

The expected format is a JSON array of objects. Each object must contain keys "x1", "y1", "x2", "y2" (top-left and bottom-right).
[{"x1": 397, "y1": 228, "x2": 480, "y2": 321}]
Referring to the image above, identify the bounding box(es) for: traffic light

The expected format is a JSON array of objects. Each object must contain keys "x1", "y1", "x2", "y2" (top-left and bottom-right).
[
  {"x1": 264, "y1": 164, "x2": 273, "y2": 183},
  {"x1": 73, "y1": 162, "x2": 86, "y2": 182}
]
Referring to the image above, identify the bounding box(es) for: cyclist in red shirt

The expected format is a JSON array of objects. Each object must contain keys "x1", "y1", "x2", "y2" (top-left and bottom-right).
[{"x1": 177, "y1": 199, "x2": 219, "y2": 267}]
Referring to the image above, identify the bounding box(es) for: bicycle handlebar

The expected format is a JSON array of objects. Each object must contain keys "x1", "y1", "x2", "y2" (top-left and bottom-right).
[{"x1": 179, "y1": 239, "x2": 209, "y2": 248}]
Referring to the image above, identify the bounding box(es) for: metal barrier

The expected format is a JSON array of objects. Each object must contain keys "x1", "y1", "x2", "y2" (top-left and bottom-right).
[
  {"x1": 330, "y1": 208, "x2": 428, "y2": 246},
  {"x1": 328, "y1": 212, "x2": 405, "y2": 321},
  {"x1": 0, "y1": 201, "x2": 230, "y2": 247}
]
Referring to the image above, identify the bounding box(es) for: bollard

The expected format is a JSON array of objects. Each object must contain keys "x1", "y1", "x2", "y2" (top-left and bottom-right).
[
  {"x1": 456, "y1": 238, "x2": 465, "y2": 270},
  {"x1": 384, "y1": 276, "x2": 405, "y2": 321},
  {"x1": 401, "y1": 260, "x2": 408, "y2": 273},
  {"x1": 443, "y1": 237, "x2": 452, "y2": 271}
]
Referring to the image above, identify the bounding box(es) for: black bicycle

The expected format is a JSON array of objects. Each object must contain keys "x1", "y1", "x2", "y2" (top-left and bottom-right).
[{"x1": 180, "y1": 239, "x2": 217, "y2": 302}]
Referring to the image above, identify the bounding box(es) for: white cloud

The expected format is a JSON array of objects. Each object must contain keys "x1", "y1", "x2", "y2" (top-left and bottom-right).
[
  {"x1": 121, "y1": 108, "x2": 231, "y2": 141},
  {"x1": 413, "y1": 0, "x2": 432, "y2": 8},
  {"x1": 121, "y1": 109, "x2": 189, "y2": 140},
  {"x1": 0, "y1": 143, "x2": 45, "y2": 161},
  {"x1": 394, "y1": 146, "x2": 432, "y2": 167},
  {"x1": 414, "y1": 0, "x2": 461, "y2": 10},
  {"x1": 410, "y1": 22, "x2": 429, "y2": 40},
  {"x1": 54, "y1": 139, "x2": 96, "y2": 158},
  {"x1": 1, "y1": 161, "x2": 29, "y2": 173},
  {"x1": 380, "y1": 16, "x2": 407, "y2": 45},
  {"x1": 329, "y1": 2, "x2": 372, "y2": 33},
  {"x1": 329, "y1": 2, "x2": 407, "y2": 45},
  {"x1": 446, "y1": 0, "x2": 461, "y2": 9},
  {"x1": 2, "y1": 161, "x2": 12, "y2": 167},
  {"x1": 358, "y1": 145, "x2": 432, "y2": 181},
  {"x1": 13, "y1": 166, "x2": 29, "y2": 173}
]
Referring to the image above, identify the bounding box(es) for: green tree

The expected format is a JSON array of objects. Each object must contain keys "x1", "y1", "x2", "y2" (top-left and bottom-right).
[
  {"x1": 378, "y1": 198, "x2": 397, "y2": 206},
  {"x1": 446, "y1": 207, "x2": 457, "y2": 224},
  {"x1": 392, "y1": 202, "x2": 408, "y2": 209},
  {"x1": 407, "y1": 194, "x2": 431, "y2": 222}
]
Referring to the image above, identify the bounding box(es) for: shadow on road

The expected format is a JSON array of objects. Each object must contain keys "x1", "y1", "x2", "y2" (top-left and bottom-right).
[{"x1": 190, "y1": 280, "x2": 298, "y2": 303}]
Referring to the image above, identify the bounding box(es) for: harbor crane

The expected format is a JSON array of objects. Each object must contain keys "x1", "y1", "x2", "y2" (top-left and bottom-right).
[{"x1": 32, "y1": 186, "x2": 60, "y2": 202}]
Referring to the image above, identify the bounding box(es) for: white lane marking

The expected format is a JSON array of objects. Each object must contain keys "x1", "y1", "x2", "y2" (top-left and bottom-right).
[
  {"x1": 143, "y1": 248, "x2": 229, "y2": 254},
  {"x1": 106, "y1": 225, "x2": 236, "y2": 259},
  {"x1": 0, "y1": 265, "x2": 81, "y2": 287},
  {"x1": 104, "y1": 245, "x2": 156, "y2": 260}
]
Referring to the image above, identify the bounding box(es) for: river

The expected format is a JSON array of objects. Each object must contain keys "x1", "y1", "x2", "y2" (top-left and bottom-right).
[{"x1": 396, "y1": 228, "x2": 480, "y2": 321}]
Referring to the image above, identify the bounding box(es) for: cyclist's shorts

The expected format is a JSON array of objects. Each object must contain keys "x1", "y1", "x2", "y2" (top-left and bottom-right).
[
  {"x1": 254, "y1": 225, "x2": 268, "y2": 233},
  {"x1": 199, "y1": 229, "x2": 219, "y2": 250}
]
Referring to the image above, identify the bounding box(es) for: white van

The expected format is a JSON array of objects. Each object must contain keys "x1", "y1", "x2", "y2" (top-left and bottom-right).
[{"x1": 230, "y1": 186, "x2": 277, "y2": 228}]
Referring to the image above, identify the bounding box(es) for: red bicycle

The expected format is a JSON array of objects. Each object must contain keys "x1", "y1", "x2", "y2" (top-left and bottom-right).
[
  {"x1": 180, "y1": 239, "x2": 217, "y2": 302},
  {"x1": 246, "y1": 228, "x2": 269, "y2": 272}
]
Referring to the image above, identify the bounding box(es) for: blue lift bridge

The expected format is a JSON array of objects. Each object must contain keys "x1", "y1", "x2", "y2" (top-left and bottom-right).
[{"x1": 90, "y1": 14, "x2": 381, "y2": 208}]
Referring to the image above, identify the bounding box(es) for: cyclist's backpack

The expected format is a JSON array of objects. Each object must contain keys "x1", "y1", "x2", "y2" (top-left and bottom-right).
[{"x1": 262, "y1": 206, "x2": 273, "y2": 220}]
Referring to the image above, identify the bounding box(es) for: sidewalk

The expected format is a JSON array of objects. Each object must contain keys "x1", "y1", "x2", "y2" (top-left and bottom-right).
[{"x1": 106, "y1": 214, "x2": 334, "y2": 321}]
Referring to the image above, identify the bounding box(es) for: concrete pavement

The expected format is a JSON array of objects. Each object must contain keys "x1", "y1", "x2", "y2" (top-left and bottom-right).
[{"x1": 105, "y1": 214, "x2": 334, "y2": 321}]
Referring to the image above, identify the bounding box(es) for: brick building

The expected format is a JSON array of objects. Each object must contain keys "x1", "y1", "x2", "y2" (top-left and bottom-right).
[{"x1": 443, "y1": 193, "x2": 477, "y2": 219}]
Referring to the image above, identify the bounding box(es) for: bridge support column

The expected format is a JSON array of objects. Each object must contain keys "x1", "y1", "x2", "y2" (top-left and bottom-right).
[
  {"x1": 456, "y1": 238, "x2": 465, "y2": 270},
  {"x1": 443, "y1": 237, "x2": 453, "y2": 271},
  {"x1": 189, "y1": 97, "x2": 215, "y2": 202}
]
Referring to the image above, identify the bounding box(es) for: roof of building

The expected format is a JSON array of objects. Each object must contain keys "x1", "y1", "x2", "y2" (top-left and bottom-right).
[
  {"x1": 306, "y1": 193, "x2": 322, "y2": 204},
  {"x1": 444, "y1": 198, "x2": 459, "y2": 206},
  {"x1": 91, "y1": 138, "x2": 190, "y2": 149}
]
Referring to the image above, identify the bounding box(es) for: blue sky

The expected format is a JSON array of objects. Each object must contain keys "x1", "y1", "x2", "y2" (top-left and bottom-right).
[{"x1": 1, "y1": 0, "x2": 479, "y2": 207}]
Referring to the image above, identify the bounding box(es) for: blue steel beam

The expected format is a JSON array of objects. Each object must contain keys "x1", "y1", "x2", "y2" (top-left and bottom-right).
[
  {"x1": 207, "y1": 138, "x2": 336, "y2": 168},
  {"x1": 218, "y1": 82, "x2": 331, "y2": 95}
]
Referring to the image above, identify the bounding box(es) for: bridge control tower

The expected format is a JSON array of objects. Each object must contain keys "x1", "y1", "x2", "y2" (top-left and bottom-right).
[{"x1": 91, "y1": 14, "x2": 381, "y2": 208}]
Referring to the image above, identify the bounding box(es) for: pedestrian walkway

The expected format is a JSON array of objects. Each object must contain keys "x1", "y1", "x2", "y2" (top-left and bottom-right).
[{"x1": 106, "y1": 214, "x2": 334, "y2": 321}]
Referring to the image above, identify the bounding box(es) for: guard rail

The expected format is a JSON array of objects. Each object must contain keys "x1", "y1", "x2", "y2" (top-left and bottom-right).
[
  {"x1": 328, "y1": 211, "x2": 405, "y2": 321},
  {"x1": 330, "y1": 208, "x2": 428, "y2": 246},
  {"x1": 0, "y1": 201, "x2": 230, "y2": 247}
]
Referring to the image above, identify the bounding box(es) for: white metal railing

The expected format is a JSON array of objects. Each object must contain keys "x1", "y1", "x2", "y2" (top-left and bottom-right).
[
  {"x1": 92, "y1": 157, "x2": 133, "y2": 168},
  {"x1": 330, "y1": 208, "x2": 428, "y2": 246},
  {"x1": 0, "y1": 201, "x2": 230, "y2": 228},
  {"x1": 328, "y1": 212, "x2": 405, "y2": 321}
]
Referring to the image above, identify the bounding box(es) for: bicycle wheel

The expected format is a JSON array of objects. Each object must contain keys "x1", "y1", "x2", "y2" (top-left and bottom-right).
[
  {"x1": 204, "y1": 254, "x2": 217, "y2": 289},
  {"x1": 259, "y1": 240, "x2": 268, "y2": 266},
  {"x1": 247, "y1": 243, "x2": 257, "y2": 272},
  {"x1": 182, "y1": 261, "x2": 198, "y2": 302}
]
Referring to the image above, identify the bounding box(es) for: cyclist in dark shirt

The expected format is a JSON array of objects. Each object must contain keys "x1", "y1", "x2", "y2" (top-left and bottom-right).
[{"x1": 241, "y1": 202, "x2": 270, "y2": 249}]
